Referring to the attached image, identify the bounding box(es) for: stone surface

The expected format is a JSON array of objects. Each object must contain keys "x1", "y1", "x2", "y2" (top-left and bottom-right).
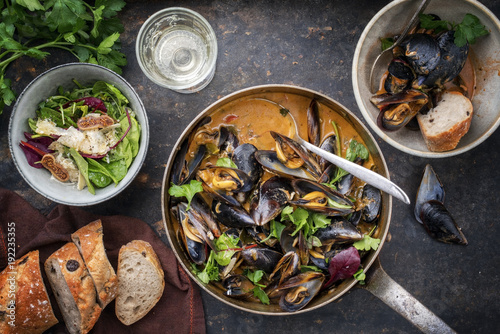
[{"x1": 1, "y1": 0, "x2": 499, "y2": 333}]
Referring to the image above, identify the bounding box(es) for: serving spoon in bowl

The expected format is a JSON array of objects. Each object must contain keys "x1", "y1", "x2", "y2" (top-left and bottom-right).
[
  {"x1": 369, "y1": 0, "x2": 432, "y2": 93},
  {"x1": 285, "y1": 110, "x2": 411, "y2": 205}
]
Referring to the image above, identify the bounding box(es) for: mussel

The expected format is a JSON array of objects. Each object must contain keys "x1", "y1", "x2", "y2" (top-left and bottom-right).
[
  {"x1": 414, "y1": 164, "x2": 467, "y2": 245},
  {"x1": 223, "y1": 275, "x2": 255, "y2": 299},
  {"x1": 420, "y1": 201, "x2": 467, "y2": 245},
  {"x1": 313, "y1": 218, "x2": 363, "y2": 245},
  {"x1": 415, "y1": 164, "x2": 445, "y2": 224},
  {"x1": 270, "y1": 131, "x2": 322, "y2": 179},
  {"x1": 276, "y1": 272, "x2": 325, "y2": 312},
  {"x1": 290, "y1": 179, "x2": 354, "y2": 216},
  {"x1": 212, "y1": 200, "x2": 257, "y2": 228},
  {"x1": 416, "y1": 30, "x2": 469, "y2": 88},
  {"x1": 250, "y1": 176, "x2": 293, "y2": 226},
  {"x1": 174, "y1": 203, "x2": 207, "y2": 265},
  {"x1": 241, "y1": 246, "x2": 283, "y2": 273}
]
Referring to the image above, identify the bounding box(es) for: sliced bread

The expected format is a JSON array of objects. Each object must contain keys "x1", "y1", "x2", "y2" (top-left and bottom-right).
[
  {"x1": 417, "y1": 91, "x2": 473, "y2": 152},
  {"x1": 0, "y1": 250, "x2": 58, "y2": 334},
  {"x1": 44, "y1": 242, "x2": 102, "y2": 334},
  {"x1": 71, "y1": 219, "x2": 118, "y2": 308},
  {"x1": 115, "y1": 240, "x2": 164, "y2": 326}
]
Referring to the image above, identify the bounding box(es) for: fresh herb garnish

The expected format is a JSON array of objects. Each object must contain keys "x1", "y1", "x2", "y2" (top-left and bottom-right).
[
  {"x1": 244, "y1": 269, "x2": 270, "y2": 305},
  {"x1": 0, "y1": 0, "x2": 127, "y2": 114},
  {"x1": 324, "y1": 246, "x2": 361, "y2": 288},
  {"x1": 213, "y1": 233, "x2": 240, "y2": 266},
  {"x1": 216, "y1": 157, "x2": 237, "y2": 168},
  {"x1": 353, "y1": 234, "x2": 381, "y2": 251},
  {"x1": 353, "y1": 268, "x2": 367, "y2": 284},
  {"x1": 419, "y1": 13, "x2": 489, "y2": 47},
  {"x1": 168, "y1": 180, "x2": 204, "y2": 210},
  {"x1": 196, "y1": 250, "x2": 220, "y2": 284},
  {"x1": 260, "y1": 219, "x2": 286, "y2": 243},
  {"x1": 281, "y1": 206, "x2": 330, "y2": 248}
]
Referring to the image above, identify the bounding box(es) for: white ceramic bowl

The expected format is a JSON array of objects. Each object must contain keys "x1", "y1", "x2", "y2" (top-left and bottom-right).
[
  {"x1": 8, "y1": 63, "x2": 149, "y2": 206},
  {"x1": 353, "y1": 0, "x2": 500, "y2": 157}
]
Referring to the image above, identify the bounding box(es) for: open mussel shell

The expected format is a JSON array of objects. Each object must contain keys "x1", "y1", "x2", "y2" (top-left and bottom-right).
[
  {"x1": 290, "y1": 179, "x2": 354, "y2": 216},
  {"x1": 254, "y1": 150, "x2": 317, "y2": 181},
  {"x1": 162, "y1": 85, "x2": 392, "y2": 315},
  {"x1": 276, "y1": 272, "x2": 325, "y2": 312}
]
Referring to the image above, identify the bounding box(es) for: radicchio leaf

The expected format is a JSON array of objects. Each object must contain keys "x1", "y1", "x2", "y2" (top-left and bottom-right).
[
  {"x1": 62, "y1": 97, "x2": 107, "y2": 112},
  {"x1": 323, "y1": 246, "x2": 361, "y2": 288},
  {"x1": 20, "y1": 133, "x2": 55, "y2": 168}
]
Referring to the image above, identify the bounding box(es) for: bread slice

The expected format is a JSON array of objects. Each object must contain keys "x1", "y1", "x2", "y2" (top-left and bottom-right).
[
  {"x1": 71, "y1": 220, "x2": 117, "y2": 308},
  {"x1": 1, "y1": 251, "x2": 59, "y2": 334},
  {"x1": 417, "y1": 91, "x2": 473, "y2": 152},
  {"x1": 44, "y1": 242, "x2": 102, "y2": 334},
  {"x1": 115, "y1": 240, "x2": 164, "y2": 326}
]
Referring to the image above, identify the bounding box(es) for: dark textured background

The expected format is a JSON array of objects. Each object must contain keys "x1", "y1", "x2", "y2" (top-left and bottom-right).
[{"x1": 1, "y1": 0, "x2": 499, "y2": 333}]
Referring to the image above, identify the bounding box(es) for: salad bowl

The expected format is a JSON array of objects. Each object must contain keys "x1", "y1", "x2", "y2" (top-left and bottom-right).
[{"x1": 8, "y1": 63, "x2": 149, "y2": 206}]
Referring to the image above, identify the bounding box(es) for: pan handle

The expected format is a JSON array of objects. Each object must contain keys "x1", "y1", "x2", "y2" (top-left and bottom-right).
[{"x1": 360, "y1": 257, "x2": 457, "y2": 334}]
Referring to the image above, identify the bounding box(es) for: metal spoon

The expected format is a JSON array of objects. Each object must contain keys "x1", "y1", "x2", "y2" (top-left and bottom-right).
[
  {"x1": 285, "y1": 110, "x2": 411, "y2": 205},
  {"x1": 369, "y1": 0, "x2": 432, "y2": 93}
]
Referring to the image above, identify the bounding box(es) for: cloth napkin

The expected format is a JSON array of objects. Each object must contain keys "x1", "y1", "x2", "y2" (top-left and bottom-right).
[{"x1": 0, "y1": 188, "x2": 206, "y2": 334}]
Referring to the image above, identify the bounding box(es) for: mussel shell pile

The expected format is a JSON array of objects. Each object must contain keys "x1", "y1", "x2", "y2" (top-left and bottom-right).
[
  {"x1": 415, "y1": 164, "x2": 467, "y2": 245},
  {"x1": 164, "y1": 91, "x2": 390, "y2": 313},
  {"x1": 370, "y1": 15, "x2": 472, "y2": 132}
]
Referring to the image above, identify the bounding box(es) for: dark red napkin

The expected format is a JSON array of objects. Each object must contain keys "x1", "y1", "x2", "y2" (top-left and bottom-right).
[{"x1": 0, "y1": 188, "x2": 206, "y2": 334}]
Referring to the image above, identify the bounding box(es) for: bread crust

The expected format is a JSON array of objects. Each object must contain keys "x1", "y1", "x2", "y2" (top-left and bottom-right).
[
  {"x1": 417, "y1": 91, "x2": 473, "y2": 152},
  {"x1": 0, "y1": 250, "x2": 58, "y2": 334},
  {"x1": 45, "y1": 242, "x2": 102, "y2": 334},
  {"x1": 71, "y1": 219, "x2": 117, "y2": 308}
]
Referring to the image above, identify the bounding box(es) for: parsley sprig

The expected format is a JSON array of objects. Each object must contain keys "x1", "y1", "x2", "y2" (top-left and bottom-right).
[
  {"x1": 419, "y1": 13, "x2": 489, "y2": 47},
  {"x1": 0, "y1": 0, "x2": 127, "y2": 114}
]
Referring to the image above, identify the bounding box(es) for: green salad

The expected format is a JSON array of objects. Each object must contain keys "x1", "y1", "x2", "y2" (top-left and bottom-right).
[{"x1": 19, "y1": 80, "x2": 141, "y2": 194}]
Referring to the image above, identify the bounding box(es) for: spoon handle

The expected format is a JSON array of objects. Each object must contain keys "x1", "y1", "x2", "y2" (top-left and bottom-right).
[
  {"x1": 394, "y1": 0, "x2": 432, "y2": 47},
  {"x1": 299, "y1": 139, "x2": 411, "y2": 204}
]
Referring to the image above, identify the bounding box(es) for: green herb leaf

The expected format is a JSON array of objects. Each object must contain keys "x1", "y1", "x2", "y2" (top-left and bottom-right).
[
  {"x1": 213, "y1": 233, "x2": 240, "y2": 266},
  {"x1": 300, "y1": 265, "x2": 323, "y2": 273},
  {"x1": 168, "y1": 180, "x2": 204, "y2": 210},
  {"x1": 260, "y1": 219, "x2": 286, "y2": 243},
  {"x1": 419, "y1": 14, "x2": 450, "y2": 33},
  {"x1": 454, "y1": 13, "x2": 489, "y2": 47},
  {"x1": 245, "y1": 269, "x2": 265, "y2": 284},
  {"x1": 419, "y1": 13, "x2": 489, "y2": 47},
  {"x1": 353, "y1": 268, "x2": 366, "y2": 284},
  {"x1": 197, "y1": 251, "x2": 220, "y2": 284},
  {"x1": 380, "y1": 37, "x2": 395, "y2": 51},
  {"x1": 216, "y1": 157, "x2": 237, "y2": 168},
  {"x1": 353, "y1": 235, "x2": 381, "y2": 252},
  {"x1": 252, "y1": 286, "x2": 270, "y2": 305}
]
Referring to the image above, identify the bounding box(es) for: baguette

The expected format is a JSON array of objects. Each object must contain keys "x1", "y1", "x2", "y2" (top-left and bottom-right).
[
  {"x1": 115, "y1": 240, "x2": 164, "y2": 326},
  {"x1": 0, "y1": 250, "x2": 58, "y2": 334},
  {"x1": 71, "y1": 219, "x2": 117, "y2": 308},
  {"x1": 44, "y1": 242, "x2": 102, "y2": 334},
  {"x1": 417, "y1": 91, "x2": 473, "y2": 152}
]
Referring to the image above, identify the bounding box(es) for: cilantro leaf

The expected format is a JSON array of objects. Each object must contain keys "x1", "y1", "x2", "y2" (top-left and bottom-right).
[
  {"x1": 197, "y1": 251, "x2": 220, "y2": 284},
  {"x1": 244, "y1": 269, "x2": 270, "y2": 305},
  {"x1": 168, "y1": 180, "x2": 203, "y2": 210},
  {"x1": 353, "y1": 235, "x2": 381, "y2": 252},
  {"x1": 260, "y1": 219, "x2": 286, "y2": 243}
]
